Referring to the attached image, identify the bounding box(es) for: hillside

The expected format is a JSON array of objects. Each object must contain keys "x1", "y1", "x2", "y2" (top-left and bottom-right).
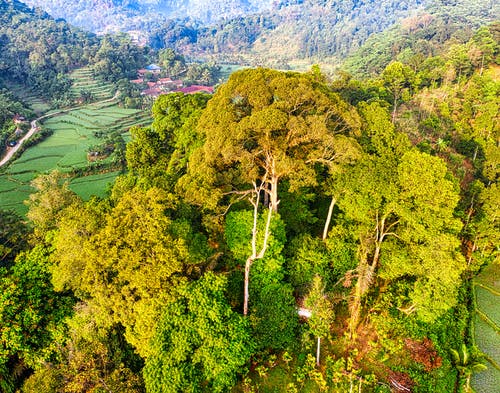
[
  {"x1": 22, "y1": 0, "x2": 274, "y2": 32},
  {"x1": 0, "y1": 0, "x2": 99, "y2": 99},
  {"x1": 20, "y1": 0, "x2": 500, "y2": 69},
  {"x1": 0, "y1": 0, "x2": 499, "y2": 387}
]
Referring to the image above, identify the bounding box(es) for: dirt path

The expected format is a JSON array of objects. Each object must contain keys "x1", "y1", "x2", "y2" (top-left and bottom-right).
[{"x1": 0, "y1": 92, "x2": 119, "y2": 168}]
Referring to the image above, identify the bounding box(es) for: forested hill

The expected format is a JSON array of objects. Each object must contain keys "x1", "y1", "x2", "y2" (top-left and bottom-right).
[
  {"x1": 0, "y1": 0, "x2": 98, "y2": 99},
  {"x1": 0, "y1": 0, "x2": 149, "y2": 104},
  {"x1": 22, "y1": 0, "x2": 274, "y2": 31},
  {"x1": 21, "y1": 0, "x2": 499, "y2": 68},
  {"x1": 154, "y1": 0, "x2": 499, "y2": 67}
]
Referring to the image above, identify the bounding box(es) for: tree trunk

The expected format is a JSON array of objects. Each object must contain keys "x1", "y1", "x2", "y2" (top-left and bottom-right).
[
  {"x1": 243, "y1": 256, "x2": 252, "y2": 316},
  {"x1": 243, "y1": 189, "x2": 273, "y2": 316},
  {"x1": 392, "y1": 94, "x2": 398, "y2": 124},
  {"x1": 349, "y1": 258, "x2": 376, "y2": 338},
  {"x1": 348, "y1": 275, "x2": 363, "y2": 339},
  {"x1": 473, "y1": 145, "x2": 478, "y2": 162},
  {"x1": 269, "y1": 174, "x2": 279, "y2": 212},
  {"x1": 322, "y1": 196, "x2": 337, "y2": 241},
  {"x1": 316, "y1": 336, "x2": 321, "y2": 366}
]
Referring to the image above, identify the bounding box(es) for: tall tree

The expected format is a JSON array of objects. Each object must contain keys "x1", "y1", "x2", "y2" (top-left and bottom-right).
[
  {"x1": 381, "y1": 61, "x2": 415, "y2": 122},
  {"x1": 0, "y1": 245, "x2": 74, "y2": 390},
  {"x1": 126, "y1": 92, "x2": 209, "y2": 187},
  {"x1": 26, "y1": 170, "x2": 79, "y2": 239},
  {"x1": 179, "y1": 68, "x2": 360, "y2": 314},
  {"x1": 329, "y1": 104, "x2": 464, "y2": 334},
  {"x1": 304, "y1": 275, "x2": 334, "y2": 366},
  {"x1": 51, "y1": 187, "x2": 207, "y2": 357}
]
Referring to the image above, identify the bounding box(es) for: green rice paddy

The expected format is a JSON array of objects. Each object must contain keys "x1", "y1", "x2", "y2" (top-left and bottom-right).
[
  {"x1": 69, "y1": 67, "x2": 114, "y2": 101},
  {"x1": 471, "y1": 263, "x2": 500, "y2": 392},
  {"x1": 0, "y1": 72, "x2": 151, "y2": 215},
  {"x1": 69, "y1": 171, "x2": 121, "y2": 200},
  {"x1": 471, "y1": 365, "x2": 500, "y2": 393}
]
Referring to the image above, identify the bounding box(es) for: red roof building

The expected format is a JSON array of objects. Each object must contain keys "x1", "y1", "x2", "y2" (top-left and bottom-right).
[{"x1": 179, "y1": 85, "x2": 215, "y2": 94}]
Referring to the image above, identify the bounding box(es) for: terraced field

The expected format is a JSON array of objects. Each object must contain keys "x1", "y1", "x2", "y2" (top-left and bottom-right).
[
  {"x1": 0, "y1": 100, "x2": 150, "y2": 215},
  {"x1": 471, "y1": 263, "x2": 500, "y2": 393},
  {"x1": 69, "y1": 67, "x2": 114, "y2": 101}
]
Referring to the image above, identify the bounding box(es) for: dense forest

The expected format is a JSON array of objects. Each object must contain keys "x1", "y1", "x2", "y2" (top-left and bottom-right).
[
  {"x1": 0, "y1": 5, "x2": 498, "y2": 389},
  {"x1": 22, "y1": 0, "x2": 274, "y2": 31},
  {"x1": 0, "y1": 0, "x2": 151, "y2": 103},
  {"x1": 25, "y1": 0, "x2": 498, "y2": 70},
  {"x1": 150, "y1": 0, "x2": 500, "y2": 68}
]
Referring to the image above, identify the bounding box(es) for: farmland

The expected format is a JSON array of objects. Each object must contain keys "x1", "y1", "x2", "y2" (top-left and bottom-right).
[
  {"x1": 69, "y1": 67, "x2": 115, "y2": 102},
  {"x1": 0, "y1": 100, "x2": 150, "y2": 215},
  {"x1": 471, "y1": 262, "x2": 500, "y2": 393}
]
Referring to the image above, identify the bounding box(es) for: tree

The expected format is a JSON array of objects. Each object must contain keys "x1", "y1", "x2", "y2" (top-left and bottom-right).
[
  {"x1": 25, "y1": 170, "x2": 79, "y2": 239},
  {"x1": 328, "y1": 112, "x2": 464, "y2": 334},
  {"x1": 21, "y1": 305, "x2": 144, "y2": 393},
  {"x1": 180, "y1": 68, "x2": 360, "y2": 314},
  {"x1": 469, "y1": 26, "x2": 498, "y2": 74},
  {"x1": 181, "y1": 67, "x2": 360, "y2": 213},
  {"x1": 126, "y1": 93, "x2": 209, "y2": 187},
  {"x1": 0, "y1": 245, "x2": 74, "y2": 390},
  {"x1": 143, "y1": 272, "x2": 254, "y2": 393},
  {"x1": 225, "y1": 210, "x2": 299, "y2": 349},
  {"x1": 0, "y1": 210, "x2": 29, "y2": 264},
  {"x1": 51, "y1": 187, "x2": 206, "y2": 357},
  {"x1": 304, "y1": 275, "x2": 334, "y2": 366},
  {"x1": 451, "y1": 344, "x2": 487, "y2": 392},
  {"x1": 381, "y1": 61, "x2": 415, "y2": 122}
]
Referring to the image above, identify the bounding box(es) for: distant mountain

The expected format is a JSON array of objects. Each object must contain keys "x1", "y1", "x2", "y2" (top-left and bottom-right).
[
  {"x1": 22, "y1": 0, "x2": 274, "y2": 32},
  {"x1": 20, "y1": 0, "x2": 500, "y2": 69}
]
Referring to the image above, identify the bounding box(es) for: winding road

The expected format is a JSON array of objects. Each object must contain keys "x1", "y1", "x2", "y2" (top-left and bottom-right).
[{"x1": 0, "y1": 91, "x2": 119, "y2": 168}]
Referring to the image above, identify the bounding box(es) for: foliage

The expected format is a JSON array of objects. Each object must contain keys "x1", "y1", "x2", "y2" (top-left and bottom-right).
[
  {"x1": 304, "y1": 275, "x2": 334, "y2": 341},
  {"x1": 51, "y1": 187, "x2": 205, "y2": 357},
  {"x1": 179, "y1": 67, "x2": 360, "y2": 213},
  {"x1": 126, "y1": 92, "x2": 209, "y2": 187},
  {"x1": 143, "y1": 272, "x2": 254, "y2": 393},
  {"x1": 26, "y1": 170, "x2": 80, "y2": 238},
  {"x1": 21, "y1": 305, "x2": 144, "y2": 393},
  {"x1": 0, "y1": 209, "x2": 29, "y2": 264},
  {"x1": 0, "y1": 16, "x2": 498, "y2": 392},
  {"x1": 0, "y1": 245, "x2": 74, "y2": 388}
]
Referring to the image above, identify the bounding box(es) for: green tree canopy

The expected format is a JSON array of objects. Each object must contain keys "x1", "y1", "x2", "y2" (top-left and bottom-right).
[
  {"x1": 179, "y1": 67, "x2": 361, "y2": 212},
  {"x1": 143, "y1": 272, "x2": 254, "y2": 393}
]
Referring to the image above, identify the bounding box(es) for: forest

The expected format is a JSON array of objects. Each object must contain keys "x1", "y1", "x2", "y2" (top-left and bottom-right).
[
  {"x1": 0, "y1": 0, "x2": 223, "y2": 159},
  {"x1": 16, "y1": 0, "x2": 500, "y2": 70},
  {"x1": 0, "y1": 7, "x2": 498, "y2": 389}
]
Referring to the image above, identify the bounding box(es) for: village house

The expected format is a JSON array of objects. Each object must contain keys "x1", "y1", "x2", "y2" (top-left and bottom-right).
[
  {"x1": 133, "y1": 66, "x2": 214, "y2": 98},
  {"x1": 13, "y1": 114, "x2": 26, "y2": 124},
  {"x1": 137, "y1": 64, "x2": 162, "y2": 77},
  {"x1": 179, "y1": 85, "x2": 215, "y2": 94}
]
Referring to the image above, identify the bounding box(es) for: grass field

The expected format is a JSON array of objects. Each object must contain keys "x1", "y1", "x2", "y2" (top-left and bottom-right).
[
  {"x1": 0, "y1": 97, "x2": 150, "y2": 215},
  {"x1": 69, "y1": 171, "x2": 120, "y2": 200},
  {"x1": 471, "y1": 263, "x2": 500, "y2": 392}
]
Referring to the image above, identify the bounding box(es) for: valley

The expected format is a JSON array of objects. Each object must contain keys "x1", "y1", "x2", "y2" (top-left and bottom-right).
[
  {"x1": 0, "y1": 0, "x2": 498, "y2": 392},
  {"x1": 0, "y1": 67, "x2": 150, "y2": 214}
]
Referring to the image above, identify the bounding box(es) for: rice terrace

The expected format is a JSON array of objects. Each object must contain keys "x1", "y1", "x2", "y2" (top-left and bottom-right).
[
  {"x1": 0, "y1": 67, "x2": 151, "y2": 215},
  {"x1": 471, "y1": 262, "x2": 500, "y2": 392}
]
